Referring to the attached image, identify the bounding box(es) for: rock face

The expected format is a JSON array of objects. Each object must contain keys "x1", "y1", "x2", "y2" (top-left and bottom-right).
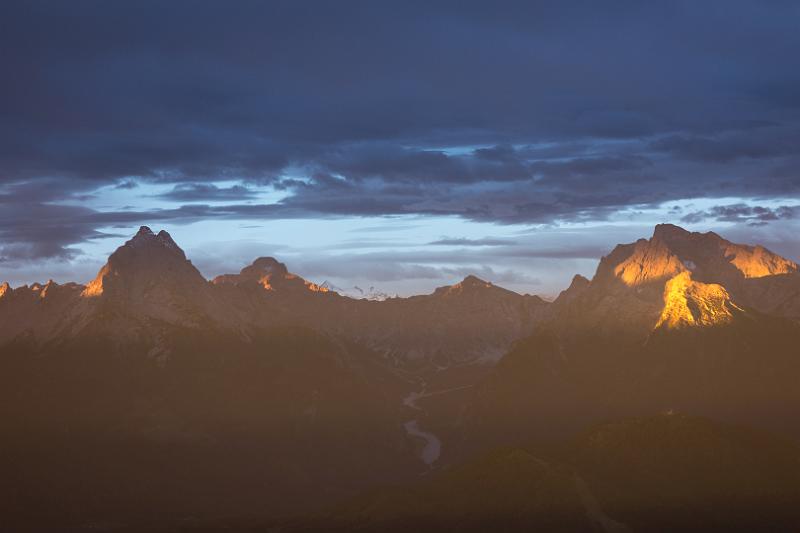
[
  {"x1": 655, "y1": 272, "x2": 744, "y2": 330},
  {"x1": 647, "y1": 224, "x2": 799, "y2": 318}
]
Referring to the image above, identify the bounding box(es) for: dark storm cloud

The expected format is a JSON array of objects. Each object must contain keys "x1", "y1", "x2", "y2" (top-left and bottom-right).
[
  {"x1": 650, "y1": 125, "x2": 800, "y2": 164},
  {"x1": 2, "y1": 0, "x2": 800, "y2": 258}
]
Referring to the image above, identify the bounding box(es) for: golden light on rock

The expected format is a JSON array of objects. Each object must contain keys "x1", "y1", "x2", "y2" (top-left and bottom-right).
[
  {"x1": 81, "y1": 266, "x2": 108, "y2": 298},
  {"x1": 724, "y1": 244, "x2": 798, "y2": 278},
  {"x1": 305, "y1": 281, "x2": 329, "y2": 293},
  {"x1": 613, "y1": 239, "x2": 686, "y2": 287},
  {"x1": 655, "y1": 271, "x2": 742, "y2": 329}
]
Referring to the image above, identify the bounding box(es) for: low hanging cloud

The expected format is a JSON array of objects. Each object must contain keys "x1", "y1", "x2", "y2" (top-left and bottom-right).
[
  {"x1": 681, "y1": 204, "x2": 800, "y2": 226},
  {"x1": 428, "y1": 237, "x2": 516, "y2": 246},
  {"x1": 156, "y1": 183, "x2": 258, "y2": 202}
]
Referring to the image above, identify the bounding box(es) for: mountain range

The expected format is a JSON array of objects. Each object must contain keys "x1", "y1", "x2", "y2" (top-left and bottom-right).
[{"x1": 1, "y1": 223, "x2": 799, "y2": 531}]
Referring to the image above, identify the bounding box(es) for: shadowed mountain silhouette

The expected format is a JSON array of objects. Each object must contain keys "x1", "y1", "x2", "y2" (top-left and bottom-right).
[
  {"x1": 82, "y1": 226, "x2": 202, "y2": 298},
  {"x1": 80, "y1": 226, "x2": 231, "y2": 329},
  {"x1": 1, "y1": 224, "x2": 799, "y2": 531},
  {"x1": 0, "y1": 227, "x2": 546, "y2": 364}
]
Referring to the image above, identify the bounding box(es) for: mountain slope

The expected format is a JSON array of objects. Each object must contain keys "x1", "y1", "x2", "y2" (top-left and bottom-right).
[
  {"x1": 292, "y1": 447, "x2": 598, "y2": 532},
  {"x1": 211, "y1": 260, "x2": 549, "y2": 368},
  {"x1": 569, "y1": 413, "x2": 800, "y2": 532},
  {"x1": 0, "y1": 325, "x2": 418, "y2": 530}
]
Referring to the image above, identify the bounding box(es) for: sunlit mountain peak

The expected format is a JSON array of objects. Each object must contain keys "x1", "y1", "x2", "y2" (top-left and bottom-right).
[{"x1": 651, "y1": 223, "x2": 797, "y2": 280}]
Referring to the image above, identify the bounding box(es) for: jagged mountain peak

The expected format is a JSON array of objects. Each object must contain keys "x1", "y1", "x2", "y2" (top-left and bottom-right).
[
  {"x1": 82, "y1": 226, "x2": 204, "y2": 298},
  {"x1": 126, "y1": 226, "x2": 185, "y2": 256},
  {"x1": 554, "y1": 274, "x2": 590, "y2": 305},
  {"x1": 0, "y1": 281, "x2": 9, "y2": 299},
  {"x1": 652, "y1": 222, "x2": 692, "y2": 240},
  {"x1": 211, "y1": 256, "x2": 330, "y2": 294},
  {"x1": 595, "y1": 224, "x2": 797, "y2": 291},
  {"x1": 652, "y1": 223, "x2": 721, "y2": 243},
  {"x1": 568, "y1": 274, "x2": 590, "y2": 290},
  {"x1": 213, "y1": 256, "x2": 291, "y2": 288},
  {"x1": 652, "y1": 224, "x2": 796, "y2": 279}
]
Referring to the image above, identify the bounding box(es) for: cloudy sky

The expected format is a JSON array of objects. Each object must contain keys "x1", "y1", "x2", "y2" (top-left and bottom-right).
[{"x1": 2, "y1": 1, "x2": 799, "y2": 297}]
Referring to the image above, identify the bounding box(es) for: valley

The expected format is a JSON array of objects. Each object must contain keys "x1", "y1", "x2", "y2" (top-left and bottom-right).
[{"x1": 2, "y1": 224, "x2": 800, "y2": 531}]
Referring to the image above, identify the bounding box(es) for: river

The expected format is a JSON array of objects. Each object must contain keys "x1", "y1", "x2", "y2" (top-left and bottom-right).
[{"x1": 402, "y1": 384, "x2": 442, "y2": 466}]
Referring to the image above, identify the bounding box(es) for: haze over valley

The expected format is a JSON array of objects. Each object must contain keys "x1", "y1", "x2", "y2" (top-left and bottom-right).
[{"x1": 2, "y1": 224, "x2": 800, "y2": 531}]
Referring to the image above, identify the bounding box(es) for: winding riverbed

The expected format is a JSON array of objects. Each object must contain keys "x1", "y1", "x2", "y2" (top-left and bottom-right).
[
  {"x1": 402, "y1": 385, "x2": 442, "y2": 466},
  {"x1": 403, "y1": 419, "x2": 442, "y2": 466}
]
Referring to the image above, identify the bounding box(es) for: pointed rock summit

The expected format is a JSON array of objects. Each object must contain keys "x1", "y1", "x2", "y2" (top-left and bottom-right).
[
  {"x1": 126, "y1": 226, "x2": 185, "y2": 255},
  {"x1": 554, "y1": 274, "x2": 590, "y2": 305},
  {"x1": 213, "y1": 256, "x2": 332, "y2": 294},
  {"x1": 83, "y1": 226, "x2": 205, "y2": 298},
  {"x1": 213, "y1": 257, "x2": 290, "y2": 289},
  {"x1": 458, "y1": 275, "x2": 493, "y2": 289},
  {"x1": 434, "y1": 275, "x2": 494, "y2": 297},
  {"x1": 77, "y1": 226, "x2": 227, "y2": 328},
  {"x1": 0, "y1": 282, "x2": 9, "y2": 299}
]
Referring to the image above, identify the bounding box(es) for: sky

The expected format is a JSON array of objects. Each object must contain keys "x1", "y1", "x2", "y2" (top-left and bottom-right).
[{"x1": 1, "y1": 1, "x2": 799, "y2": 298}]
